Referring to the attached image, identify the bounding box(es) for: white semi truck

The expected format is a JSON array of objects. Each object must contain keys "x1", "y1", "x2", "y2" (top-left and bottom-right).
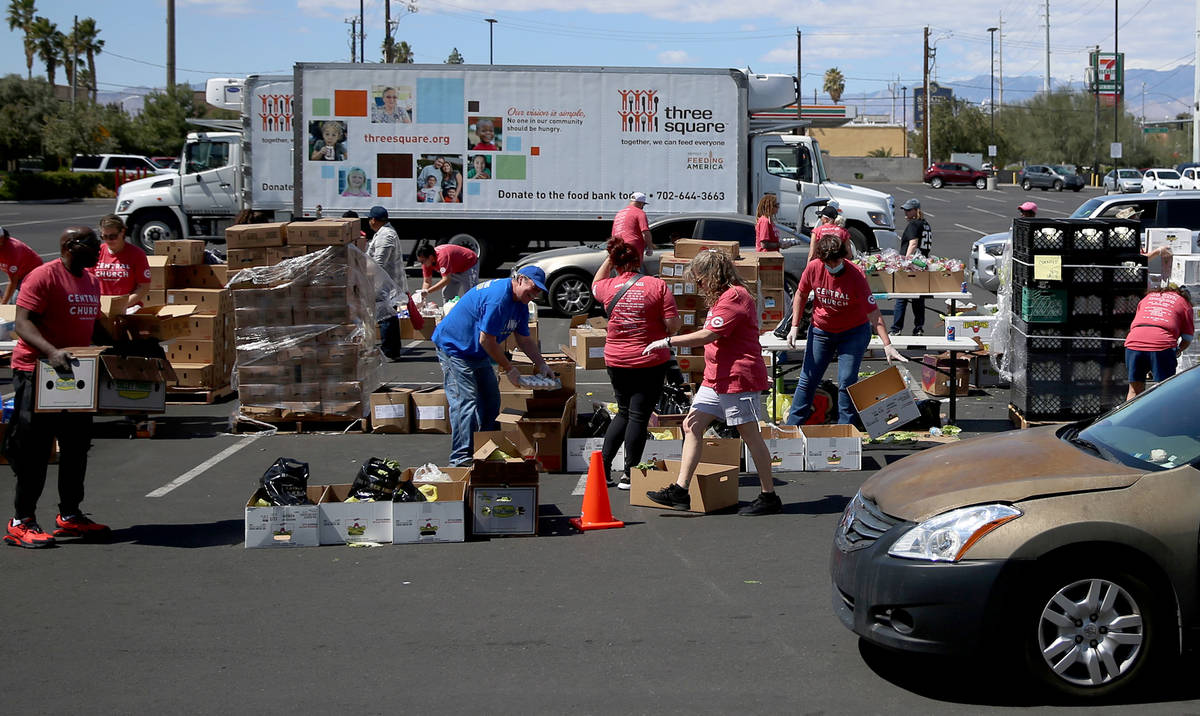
[{"x1": 115, "y1": 64, "x2": 898, "y2": 271}]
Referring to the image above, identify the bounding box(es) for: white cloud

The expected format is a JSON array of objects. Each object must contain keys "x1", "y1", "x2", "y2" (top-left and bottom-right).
[
  {"x1": 296, "y1": 0, "x2": 363, "y2": 19},
  {"x1": 658, "y1": 50, "x2": 690, "y2": 65},
  {"x1": 179, "y1": 0, "x2": 257, "y2": 14}
]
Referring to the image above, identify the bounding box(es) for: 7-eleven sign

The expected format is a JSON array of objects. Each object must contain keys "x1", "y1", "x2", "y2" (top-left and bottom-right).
[{"x1": 1089, "y1": 51, "x2": 1124, "y2": 95}]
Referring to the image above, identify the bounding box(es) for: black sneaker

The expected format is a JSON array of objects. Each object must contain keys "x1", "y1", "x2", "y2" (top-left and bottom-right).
[
  {"x1": 888, "y1": 327, "x2": 901, "y2": 336},
  {"x1": 738, "y1": 491, "x2": 783, "y2": 516},
  {"x1": 646, "y1": 483, "x2": 690, "y2": 510},
  {"x1": 605, "y1": 473, "x2": 618, "y2": 488},
  {"x1": 913, "y1": 327, "x2": 924, "y2": 337},
  {"x1": 617, "y1": 475, "x2": 631, "y2": 491}
]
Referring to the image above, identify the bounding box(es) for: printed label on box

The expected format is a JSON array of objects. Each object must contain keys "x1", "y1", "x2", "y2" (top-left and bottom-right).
[
  {"x1": 374, "y1": 403, "x2": 406, "y2": 420},
  {"x1": 588, "y1": 347, "x2": 605, "y2": 358},
  {"x1": 417, "y1": 405, "x2": 445, "y2": 421}
]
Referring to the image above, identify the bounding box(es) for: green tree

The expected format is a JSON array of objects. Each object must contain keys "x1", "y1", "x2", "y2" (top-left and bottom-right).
[
  {"x1": 823, "y1": 68, "x2": 845, "y2": 104},
  {"x1": 445, "y1": 47, "x2": 463, "y2": 64},
  {"x1": 58, "y1": 23, "x2": 81, "y2": 93},
  {"x1": 867, "y1": 147, "x2": 894, "y2": 157},
  {"x1": 395, "y1": 40, "x2": 414, "y2": 63},
  {"x1": 0, "y1": 74, "x2": 57, "y2": 167},
  {"x1": 42, "y1": 103, "x2": 117, "y2": 160},
  {"x1": 74, "y1": 16, "x2": 102, "y2": 102},
  {"x1": 29, "y1": 15, "x2": 57, "y2": 86},
  {"x1": 133, "y1": 85, "x2": 198, "y2": 156},
  {"x1": 6, "y1": 0, "x2": 37, "y2": 80}
]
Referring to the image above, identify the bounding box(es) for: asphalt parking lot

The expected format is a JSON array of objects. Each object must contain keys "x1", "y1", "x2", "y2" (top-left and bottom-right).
[{"x1": 7, "y1": 186, "x2": 1199, "y2": 712}]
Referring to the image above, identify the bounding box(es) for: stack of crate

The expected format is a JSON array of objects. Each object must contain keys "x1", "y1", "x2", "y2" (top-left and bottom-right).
[
  {"x1": 155, "y1": 239, "x2": 235, "y2": 397},
  {"x1": 1008, "y1": 217, "x2": 1145, "y2": 420},
  {"x1": 230, "y1": 217, "x2": 381, "y2": 425}
]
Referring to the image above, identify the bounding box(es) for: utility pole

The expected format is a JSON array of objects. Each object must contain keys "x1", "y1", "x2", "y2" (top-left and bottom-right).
[
  {"x1": 1044, "y1": 0, "x2": 1051, "y2": 94},
  {"x1": 1114, "y1": 0, "x2": 1120, "y2": 147},
  {"x1": 1194, "y1": 0, "x2": 1199, "y2": 161},
  {"x1": 923, "y1": 26, "x2": 931, "y2": 168},
  {"x1": 71, "y1": 15, "x2": 78, "y2": 108},
  {"x1": 1094, "y1": 46, "x2": 1101, "y2": 183},
  {"x1": 385, "y1": 0, "x2": 391, "y2": 62},
  {"x1": 166, "y1": 0, "x2": 175, "y2": 89},
  {"x1": 796, "y1": 29, "x2": 803, "y2": 133},
  {"x1": 988, "y1": 26, "x2": 998, "y2": 141},
  {"x1": 998, "y1": 12, "x2": 1004, "y2": 113},
  {"x1": 486, "y1": 18, "x2": 497, "y2": 64},
  {"x1": 902, "y1": 87, "x2": 907, "y2": 157},
  {"x1": 346, "y1": 18, "x2": 358, "y2": 62},
  {"x1": 359, "y1": 0, "x2": 365, "y2": 65}
]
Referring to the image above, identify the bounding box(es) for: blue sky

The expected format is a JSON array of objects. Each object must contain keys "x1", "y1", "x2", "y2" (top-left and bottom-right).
[{"x1": 2, "y1": 0, "x2": 1194, "y2": 115}]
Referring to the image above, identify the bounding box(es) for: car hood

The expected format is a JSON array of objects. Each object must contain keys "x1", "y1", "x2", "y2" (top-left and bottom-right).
[
  {"x1": 975, "y1": 231, "x2": 1010, "y2": 247},
  {"x1": 824, "y1": 181, "x2": 890, "y2": 203},
  {"x1": 515, "y1": 244, "x2": 603, "y2": 267},
  {"x1": 862, "y1": 426, "x2": 1145, "y2": 522}
]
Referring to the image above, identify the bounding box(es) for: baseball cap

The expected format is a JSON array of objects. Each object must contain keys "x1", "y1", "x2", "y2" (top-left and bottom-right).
[
  {"x1": 1018, "y1": 201, "x2": 1038, "y2": 213},
  {"x1": 819, "y1": 205, "x2": 840, "y2": 219},
  {"x1": 630, "y1": 191, "x2": 649, "y2": 204},
  {"x1": 900, "y1": 198, "x2": 921, "y2": 211},
  {"x1": 368, "y1": 205, "x2": 388, "y2": 220},
  {"x1": 516, "y1": 265, "x2": 548, "y2": 292}
]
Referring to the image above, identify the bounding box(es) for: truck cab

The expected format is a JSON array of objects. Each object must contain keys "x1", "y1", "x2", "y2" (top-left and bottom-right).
[{"x1": 115, "y1": 132, "x2": 241, "y2": 251}]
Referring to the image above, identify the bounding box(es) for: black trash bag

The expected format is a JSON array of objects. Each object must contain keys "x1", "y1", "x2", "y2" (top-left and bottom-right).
[
  {"x1": 662, "y1": 358, "x2": 686, "y2": 386},
  {"x1": 394, "y1": 478, "x2": 427, "y2": 503},
  {"x1": 656, "y1": 382, "x2": 692, "y2": 417},
  {"x1": 352, "y1": 457, "x2": 404, "y2": 501},
  {"x1": 261, "y1": 458, "x2": 311, "y2": 506},
  {"x1": 710, "y1": 420, "x2": 739, "y2": 439},
  {"x1": 910, "y1": 398, "x2": 943, "y2": 430},
  {"x1": 585, "y1": 404, "x2": 611, "y2": 438}
]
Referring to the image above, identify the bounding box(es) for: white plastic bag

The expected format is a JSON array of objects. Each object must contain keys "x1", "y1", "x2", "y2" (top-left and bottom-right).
[{"x1": 411, "y1": 463, "x2": 452, "y2": 482}]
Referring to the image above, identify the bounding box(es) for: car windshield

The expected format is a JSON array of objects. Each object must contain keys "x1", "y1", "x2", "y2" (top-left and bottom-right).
[
  {"x1": 1052, "y1": 165, "x2": 1073, "y2": 175},
  {"x1": 1118, "y1": 169, "x2": 1141, "y2": 178},
  {"x1": 1069, "y1": 197, "x2": 1105, "y2": 218},
  {"x1": 1075, "y1": 366, "x2": 1200, "y2": 470},
  {"x1": 1155, "y1": 170, "x2": 1182, "y2": 180}
]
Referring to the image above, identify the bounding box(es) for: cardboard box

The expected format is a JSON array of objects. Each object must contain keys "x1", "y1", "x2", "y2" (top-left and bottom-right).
[
  {"x1": 503, "y1": 320, "x2": 538, "y2": 353},
  {"x1": 156, "y1": 240, "x2": 206, "y2": 266},
  {"x1": 865, "y1": 270, "x2": 892, "y2": 294},
  {"x1": 268, "y1": 247, "x2": 307, "y2": 265},
  {"x1": 170, "y1": 264, "x2": 229, "y2": 290},
  {"x1": 286, "y1": 218, "x2": 357, "y2": 246},
  {"x1": 167, "y1": 288, "x2": 231, "y2": 316},
  {"x1": 181, "y1": 314, "x2": 230, "y2": 341},
  {"x1": 369, "y1": 386, "x2": 413, "y2": 433},
  {"x1": 171, "y1": 362, "x2": 216, "y2": 389},
  {"x1": 494, "y1": 394, "x2": 576, "y2": 472},
  {"x1": 1171, "y1": 256, "x2": 1200, "y2": 286},
  {"x1": 471, "y1": 486, "x2": 537, "y2": 535},
  {"x1": 1146, "y1": 227, "x2": 1198, "y2": 255},
  {"x1": 890, "y1": 270, "x2": 930, "y2": 294},
  {"x1": 392, "y1": 466, "x2": 471, "y2": 544},
  {"x1": 673, "y1": 238, "x2": 740, "y2": 260},
  {"x1": 566, "y1": 434, "x2": 623, "y2": 473},
  {"x1": 411, "y1": 387, "x2": 450, "y2": 433},
  {"x1": 921, "y1": 353, "x2": 971, "y2": 397},
  {"x1": 732, "y1": 256, "x2": 759, "y2": 282},
  {"x1": 744, "y1": 424, "x2": 806, "y2": 472},
  {"x1": 225, "y1": 222, "x2": 287, "y2": 250},
  {"x1": 567, "y1": 328, "x2": 607, "y2": 370},
  {"x1": 318, "y1": 484, "x2": 393, "y2": 545},
  {"x1": 848, "y1": 366, "x2": 921, "y2": 439},
  {"x1": 35, "y1": 348, "x2": 173, "y2": 413},
  {"x1": 928, "y1": 268, "x2": 966, "y2": 293},
  {"x1": 511, "y1": 350, "x2": 577, "y2": 392},
  {"x1": 944, "y1": 314, "x2": 998, "y2": 351},
  {"x1": 124, "y1": 305, "x2": 196, "y2": 341},
  {"x1": 760, "y1": 289, "x2": 787, "y2": 326},
  {"x1": 754, "y1": 252, "x2": 785, "y2": 289},
  {"x1": 629, "y1": 459, "x2": 738, "y2": 513},
  {"x1": 143, "y1": 290, "x2": 168, "y2": 307},
  {"x1": 471, "y1": 434, "x2": 540, "y2": 481},
  {"x1": 148, "y1": 256, "x2": 169, "y2": 291},
  {"x1": 799, "y1": 424, "x2": 863, "y2": 471},
  {"x1": 244, "y1": 486, "x2": 322, "y2": 549},
  {"x1": 639, "y1": 426, "x2": 742, "y2": 468},
  {"x1": 659, "y1": 256, "x2": 691, "y2": 278},
  {"x1": 167, "y1": 340, "x2": 218, "y2": 364}
]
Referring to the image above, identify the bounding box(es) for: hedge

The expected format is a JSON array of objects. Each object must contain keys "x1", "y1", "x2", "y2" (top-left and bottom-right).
[{"x1": 0, "y1": 171, "x2": 115, "y2": 200}]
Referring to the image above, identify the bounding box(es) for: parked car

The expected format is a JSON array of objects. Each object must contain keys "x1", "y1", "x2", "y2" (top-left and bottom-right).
[
  {"x1": 150, "y1": 156, "x2": 180, "y2": 170},
  {"x1": 923, "y1": 162, "x2": 988, "y2": 190},
  {"x1": 1018, "y1": 164, "x2": 1085, "y2": 192},
  {"x1": 1180, "y1": 166, "x2": 1200, "y2": 191},
  {"x1": 969, "y1": 190, "x2": 1200, "y2": 292},
  {"x1": 1174, "y1": 161, "x2": 1200, "y2": 177},
  {"x1": 1142, "y1": 168, "x2": 1183, "y2": 192},
  {"x1": 71, "y1": 154, "x2": 173, "y2": 175},
  {"x1": 832, "y1": 366, "x2": 1200, "y2": 700},
  {"x1": 1103, "y1": 169, "x2": 1144, "y2": 194}
]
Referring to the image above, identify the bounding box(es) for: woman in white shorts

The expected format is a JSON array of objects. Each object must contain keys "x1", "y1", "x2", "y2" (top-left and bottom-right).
[{"x1": 641, "y1": 250, "x2": 779, "y2": 516}]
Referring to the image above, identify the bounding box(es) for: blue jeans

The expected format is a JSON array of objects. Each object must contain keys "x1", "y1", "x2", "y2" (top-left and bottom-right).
[
  {"x1": 890, "y1": 297, "x2": 925, "y2": 333},
  {"x1": 786, "y1": 322, "x2": 871, "y2": 425},
  {"x1": 437, "y1": 349, "x2": 500, "y2": 466}
]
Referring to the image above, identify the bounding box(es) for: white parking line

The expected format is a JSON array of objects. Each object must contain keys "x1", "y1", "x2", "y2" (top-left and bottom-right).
[
  {"x1": 954, "y1": 223, "x2": 989, "y2": 236},
  {"x1": 974, "y1": 194, "x2": 1007, "y2": 203},
  {"x1": 146, "y1": 435, "x2": 262, "y2": 497},
  {"x1": 918, "y1": 194, "x2": 951, "y2": 203},
  {"x1": 5, "y1": 213, "x2": 108, "y2": 228},
  {"x1": 572, "y1": 474, "x2": 588, "y2": 495},
  {"x1": 967, "y1": 205, "x2": 1010, "y2": 218}
]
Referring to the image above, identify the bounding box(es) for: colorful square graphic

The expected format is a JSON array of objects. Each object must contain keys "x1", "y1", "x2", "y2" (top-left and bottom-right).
[
  {"x1": 416, "y1": 78, "x2": 465, "y2": 124},
  {"x1": 468, "y1": 100, "x2": 480, "y2": 112},
  {"x1": 377, "y1": 154, "x2": 413, "y2": 179},
  {"x1": 311, "y1": 98, "x2": 331, "y2": 117},
  {"x1": 530, "y1": 146, "x2": 540, "y2": 156},
  {"x1": 494, "y1": 155, "x2": 527, "y2": 180},
  {"x1": 321, "y1": 165, "x2": 335, "y2": 179},
  {"x1": 507, "y1": 136, "x2": 522, "y2": 152},
  {"x1": 335, "y1": 90, "x2": 369, "y2": 117},
  {"x1": 377, "y1": 182, "x2": 393, "y2": 198},
  {"x1": 467, "y1": 182, "x2": 481, "y2": 196}
]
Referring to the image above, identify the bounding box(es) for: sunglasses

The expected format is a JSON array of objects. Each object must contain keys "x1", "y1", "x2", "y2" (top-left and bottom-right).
[{"x1": 70, "y1": 234, "x2": 100, "y2": 249}]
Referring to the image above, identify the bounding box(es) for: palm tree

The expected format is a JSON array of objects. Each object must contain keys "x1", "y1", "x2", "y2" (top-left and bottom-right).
[
  {"x1": 823, "y1": 67, "x2": 845, "y2": 104},
  {"x1": 395, "y1": 40, "x2": 414, "y2": 63},
  {"x1": 75, "y1": 16, "x2": 102, "y2": 101},
  {"x1": 57, "y1": 25, "x2": 77, "y2": 91},
  {"x1": 445, "y1": 47, "x2": 463, "y2": 64},
  {"x1": 29, "y1": 15, "x2": 58, "y2": 87},
  {"x1": 6, "y1": 0, "x2": 37, "y2": 80}
]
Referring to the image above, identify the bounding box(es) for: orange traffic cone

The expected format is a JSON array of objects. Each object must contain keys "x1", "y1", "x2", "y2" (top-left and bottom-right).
[{"x1": 569, "y1": 450, "x2": 625, "y2": 531}]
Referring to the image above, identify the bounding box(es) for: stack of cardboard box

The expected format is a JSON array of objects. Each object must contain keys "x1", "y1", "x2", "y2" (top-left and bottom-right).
[
  {"x1": 229, "y1": 217, "x2": 381, "y2": 424},
  {"x1": 154, "y1": 240, "x2": 235, "y2": 394}
]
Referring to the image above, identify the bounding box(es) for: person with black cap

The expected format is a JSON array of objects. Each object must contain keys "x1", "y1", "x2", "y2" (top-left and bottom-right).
[
  {"x1": 890, "y1": 197, "x2": 933, "y2": 336},
  {"x1": 431, "y1": 265, "x2": 557, "y2": 466},
  {"x1": 366, "y1": 205, "x2": 409, "y2": 360},
  {"x1": 5, "y1": 226, "x2": 109, "y2": 548},
  {"x1": 806, "y1": 203, "x2": 853, "y2": 263}
]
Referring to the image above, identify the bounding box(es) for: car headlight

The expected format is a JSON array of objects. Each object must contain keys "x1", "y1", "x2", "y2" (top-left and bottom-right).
[
  {"x1": 888, "y1": 504, "x2": 1021, "y2": 562},
  {"x1": 867, "y1": 211, "x2": 890, "y2": 227},
  {"x1": 984, "y1": 243, "x2": 1007, "y2": 256},
  {"x1": 117, "y1": 200, "x2": 132, "y2": 212}
]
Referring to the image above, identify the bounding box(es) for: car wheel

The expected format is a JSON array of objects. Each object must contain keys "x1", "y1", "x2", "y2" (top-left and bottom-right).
[
  {"x1": 975, "y1": 177, "x2": 987, "y2": 190},
  {"x1": 548, "y1": 272, "x2": 594, "y2": 317},
  {"x1": 1053, "y1": 180, "x2": 1064, "y2": 192},
  {"x1": 1022, "y1": 568, "x2": 1169, "y2": 701},
  {"x1": 1022, "y1": 179, "x2": 1032, "y2": 191},
  {"x1": 128, "y1": 210, "x2": 181, "y2": 253},
  {"x1": 930, "y1": 177, "x2": 944, "y2": 189}
]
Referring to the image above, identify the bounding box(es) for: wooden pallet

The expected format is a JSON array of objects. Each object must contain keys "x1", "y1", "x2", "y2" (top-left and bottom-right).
[
  {"x1": 167, "y1": 384, "x2": 236, "y2": 405},
  {"x1": 1008, "y1": 403, "x2": 1070, "y2": 430},
  {"x1": 234, "y1": 413, "x2": 366, "y2": 434}
]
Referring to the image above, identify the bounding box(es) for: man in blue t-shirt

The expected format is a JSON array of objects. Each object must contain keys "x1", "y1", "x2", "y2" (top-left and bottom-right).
[{"x1": 432, "y1": 265, "x2": 555, "y2": 466}]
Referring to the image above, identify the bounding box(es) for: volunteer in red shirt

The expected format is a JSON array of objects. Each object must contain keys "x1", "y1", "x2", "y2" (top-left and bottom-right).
[
  {"x1": 785, "y1": 234, "x2": 905, "y2": 427},
  {"x1": 591, "y1": 237, "x2": 682, "y2": 490},
  {"x1": 755, "y1": 193, "x2": 782, "y2": 252},
  {"x1": 415, "y1": 241, "x2": 480, "y2": 303},
  {"x1": 806, "y1": 204, "x2": 853, "y2": 262},
  {"x1": 1124, "y1": 286, "x2": 1193, "y2": 399},
  {"x1": 4, "y1": 226, "x2": 110, "y2": 549},
  {"x1": 612, "y1": 191, "x2": 654, "y2": 258},
  {"x1": 90, "y1": 214, "x2": 151, "y2": 307},
  {"x1": 0, "y1": 227, "x2": 43, "y2": 305},
  {"x1": 640, "y1": 250, "x2": 780, "y2": 516}
]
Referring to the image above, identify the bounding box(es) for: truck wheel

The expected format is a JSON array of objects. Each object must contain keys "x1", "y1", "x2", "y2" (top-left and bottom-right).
[
  {"x1": 846, "y1": 225, "x2": 870, "y2": 254},
  {"x1": 446, "y1": 233, "x2": 491, "y2": 274},
  {"x1": 548, "y1": 272, "x2": 594, "y2": 317},
  {"x1": 128, "y1": 210, "x2": 181, "y2": 253}
]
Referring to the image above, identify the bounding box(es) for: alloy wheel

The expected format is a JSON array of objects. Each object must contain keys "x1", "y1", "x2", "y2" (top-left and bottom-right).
[{"x1": 1035, "y1": 577, "x2": 1144, "y2": 688}]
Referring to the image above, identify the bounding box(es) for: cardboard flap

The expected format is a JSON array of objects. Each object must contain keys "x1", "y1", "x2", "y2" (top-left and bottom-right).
[
  {"x1": 99, "y1": 355, "x2": 169, "y2": 382},
  {"x1": 848, "y1": 366, "x2": 907, "y2": 409}
]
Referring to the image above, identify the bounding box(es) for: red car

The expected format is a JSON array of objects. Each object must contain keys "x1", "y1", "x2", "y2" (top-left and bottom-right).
[{"x1": 923, "y1": 162, "x2": 988, "y2": 189}]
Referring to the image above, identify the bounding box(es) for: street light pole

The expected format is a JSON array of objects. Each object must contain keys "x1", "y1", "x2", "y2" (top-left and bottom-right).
[
  {"x1": 987, "y1": 27, "x2": 998, "y2": 141},
  {"x1": 901, "y1": 87, "x2": 907, "y2": 157},
  {"x1": 486, "y1": 18, "x2": 497, "y2": 65}
]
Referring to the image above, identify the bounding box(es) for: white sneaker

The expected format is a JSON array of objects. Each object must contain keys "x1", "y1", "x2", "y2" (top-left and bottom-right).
[{"x1": 617, "y1": 476, "x2": 631, "y2": 491}]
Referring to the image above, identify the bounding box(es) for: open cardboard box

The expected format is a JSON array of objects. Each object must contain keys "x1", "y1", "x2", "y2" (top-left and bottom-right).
[
  {"x1": 639, "y1": 426, "x2": 742, "y2": 468},
  {"x1": 35, "y1": 347, "x2": 175, "y2": 414},
  {"x1": 799, "y1": 424, "x2": 863, "y2": 471},
  {"x1": 393, "y1": 466, "x2": 471, "y2": 544},
  {"x1": 629, "y1": 459, "x2": 738, "y2": 514},
  {"x1": 745, "y1": 424, "x2": 806, "y2": 472},
  {"x1": 493, "y1": 394, "x2": 576, "y2": 472},
  {"x1": 848, "y1": 366, "x2": 921, "y2": 439},
  {"x1": 244, "y1": 486, "x2": 323, "y2": 548},
  {"x1": 318, "y1": 484, "x2": 394, "y2": 545}
]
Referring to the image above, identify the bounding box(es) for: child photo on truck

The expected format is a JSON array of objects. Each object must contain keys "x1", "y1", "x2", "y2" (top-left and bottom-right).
[
  {"x1": 468, "y1": 154, "x2": 491, "y2": 180},
  {"x1": 309, "y1": 120, "x2": 347, "y2": 161},
  {"x1": 340, "y1": 167, "x2": 372, "y2": 197},
  {"x1": 468, "y1": 117, "x2": 502, "y2": 150}
]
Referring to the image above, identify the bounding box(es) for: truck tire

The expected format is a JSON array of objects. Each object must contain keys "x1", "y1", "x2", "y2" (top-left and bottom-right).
[
  {"x1": 846, "y1": 225, "x2": 870, "y2": 254},
  {"x1": 444, "y1": 233, "x2": 497, "y2": 275},
  {"x1": 128, "y1": 210, "x2": 182, "y2": 253}
]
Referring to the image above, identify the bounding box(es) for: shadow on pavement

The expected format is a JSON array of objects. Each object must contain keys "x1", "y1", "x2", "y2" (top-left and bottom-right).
[
  {"x1": 109, "y1": 519, "x2": 243, "y2": 548},
  {"x1": 783, "y1": 494, "x2": 849, "y2": 515}
]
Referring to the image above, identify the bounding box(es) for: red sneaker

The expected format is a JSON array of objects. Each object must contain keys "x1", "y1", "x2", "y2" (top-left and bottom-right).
[
  {"x1": 4, "y1": 518, "x2": 57, "y2": 549},
  {"x1": 53, "y1": 513, "x2": 112, "y2": 541}
]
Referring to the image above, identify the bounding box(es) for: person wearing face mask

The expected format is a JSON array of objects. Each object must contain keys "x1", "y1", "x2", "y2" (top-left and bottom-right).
[
  {"x1": 806, "y1": 204, "x2": 853, "y2": 263},
  {"x1": 4, "y1": 226, "x2": 110, "y2": 549},
  {"x1": 785, "y1": 234, "x2": 905, "y2": 427}
]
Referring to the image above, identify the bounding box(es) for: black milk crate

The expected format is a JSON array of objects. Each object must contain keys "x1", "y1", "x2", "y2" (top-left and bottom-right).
[
  {"x1": 1013, "y1": 218, "x2": 1143, "y2": 263},
  {"x1": 1011, "y1": 257, "x2": 1146, "y2": 291},
  {"x1": 1010, "y1": 317, "x2": 1127, "y2": 355},
  {"x1": 1010, "y1": 382, "x2": 1127, "y2": 421},
  {"x1": 1009, "y1": 341, "x2": 1124, "y2": 389},
  {"x1": 1064, "y1": 289, "x2": 1145, "y2": 325}
]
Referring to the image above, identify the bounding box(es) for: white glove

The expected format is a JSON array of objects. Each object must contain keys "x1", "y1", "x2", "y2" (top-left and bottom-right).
[
  {"x1": 883, "y1": 344, "x2": 908, "y2": 364},
  {"x1": 504, "y1": 366, "x2": 523, "y2": 387},
  {"x1": 786, "y1": 326, "x2": 799, "y2": 348},
  {"x1": 411, "y1": 289, "x2": 425, "y2": 303},
  {"x1": 536, "y1": 362, "x2": 556, "y2": 379},
  {"x1": 642, "y1": 337, "x2": 671, "y2": 356}
]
